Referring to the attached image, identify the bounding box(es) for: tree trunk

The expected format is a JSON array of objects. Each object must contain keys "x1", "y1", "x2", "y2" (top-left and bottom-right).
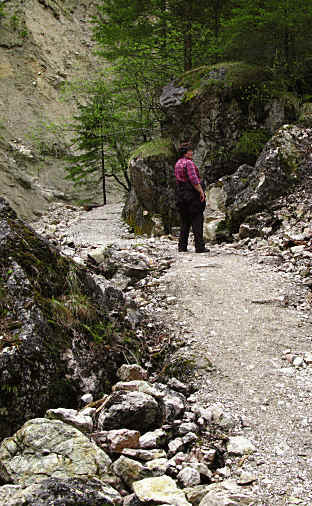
[
  {"x1": 101, "y1": 138, "x2": 106, "y2": 205},
  {"x1": 184, "y1": 20, "x2": 192, "y2": 71}
]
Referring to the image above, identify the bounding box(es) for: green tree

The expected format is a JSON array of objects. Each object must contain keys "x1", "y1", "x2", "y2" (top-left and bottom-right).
[
  {"x1": 93, "y1": 0, "x2": 233, "y2": 72},
  {"x1": 65, "y1": 81, "x2": 134, "y2": 205},
  {"x1": 224, "y1": 0, "x2": 312, "y2": 86}
]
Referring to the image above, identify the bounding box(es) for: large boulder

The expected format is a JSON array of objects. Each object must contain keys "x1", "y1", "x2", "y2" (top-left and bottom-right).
[
  {"x1": 0, "y1": 198, "x2": 141, "y2": 440},
  {"x1": 161, "y1": 62, "x2": 299, "y2": 182},
  {"x1": 0, "y1": 418, "x2": 114, "y2": 486},
  {"x1": 123, "y1": 138, "x2": 179, "y2": 234},
  {"x1": 125, "y1": 62, "x2": 300, "y2": 234},
  {"x1": 204, "y1": 124, "x2": 312, "y2": 240}
]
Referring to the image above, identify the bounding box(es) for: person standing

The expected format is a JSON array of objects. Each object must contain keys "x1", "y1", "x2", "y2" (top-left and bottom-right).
[{"x1": 175, "y1": 146, "x2": 209, "y2": 253}]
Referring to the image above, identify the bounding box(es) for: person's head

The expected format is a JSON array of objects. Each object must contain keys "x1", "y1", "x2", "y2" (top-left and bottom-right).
[{"x1": 179, "y1": 145, "x2": 193, "y2": 159}]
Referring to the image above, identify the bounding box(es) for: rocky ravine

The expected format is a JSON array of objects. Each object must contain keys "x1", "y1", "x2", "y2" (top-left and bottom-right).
[
  {"x1": 0, "y1": 0, "x2": 103, "y2": 220},
  {"x1": 8, "y1": 200, "x2": 309, "y2": 505}
]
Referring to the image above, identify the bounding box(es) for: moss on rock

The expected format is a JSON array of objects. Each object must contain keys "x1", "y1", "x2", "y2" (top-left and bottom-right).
[
  {"x1": 129, "y1": 138, "x2": 175, "y2": 163},
  {"x1": 176, "y1": 62, "x2": 267, "y2": 102}
]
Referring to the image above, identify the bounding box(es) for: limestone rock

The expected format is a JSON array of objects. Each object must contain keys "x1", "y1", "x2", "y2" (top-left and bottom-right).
[
  {"x1": 0, "y1": 478, "x2": 122, "y2": 505},
  {"x1": 112, "y1": 381, "x2": 186, "y2": 423},
  {"x1": 97, "y1": 391, "x2": 161, "y2": 432},
  {"x1": 133, "y1": 476, "x2": 191, "y2": 506},
  {"x1": 113, "y1": 380, "x2": 165, "y2": 399},
  {"x1": 122, "y1": 448, "x2": 167, "y2": 461},
  {"x1": 0, "y1": 418, "x2": 113, "y2": 487},
  {"x1": 198, "y1": 479, "x2": 255, "y2": 505},
  {"x1": 145, "y1": 458, "x2": 169, "y2": 476},
  {"x1": 184, "y1": 485, "x2": 213, "y2": 505},
  {"x1": 45, "y1": 408, "x2": 93, "y2": 433},
  {"x1": 168, "y1": 438, "x2": 185, "y2": 457},
  {"x1": 205, "y1": 125, "x2": 312, "y2": 240},
  {"x1": 112, "y1": 456, "x2": 147, "y2": 487},
  {"x1": 178, "y1": 422, "x2": 198, "y2": 435},
  {"x1": 139, "y1": 429, "x2": 167, "y2": 449},
  {"x1": 178, "y1": 467, "x2": 201, "y2": 487},
  {"x1": 226, "y1": 436, "x2": 256, "y2": 456},
  {"x1": 117, "y1": 364, "x2": 148, "y2": 382},
  {"x1": 106, "y1": 429, "x2": 141, "y2": 453}
]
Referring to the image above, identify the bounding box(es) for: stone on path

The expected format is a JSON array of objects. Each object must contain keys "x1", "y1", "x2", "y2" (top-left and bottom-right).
[
  {"x1": 198, "y1": 479, "x2": 256, "y2": 506},
  {"x1": 226, "y1": 436, "x2": 256, "y2": 456},
  {"x1": 133, "y1": 476, "x2": 191, "y2": 506}
]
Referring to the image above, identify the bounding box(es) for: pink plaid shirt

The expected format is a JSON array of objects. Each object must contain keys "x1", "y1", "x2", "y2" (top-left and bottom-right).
[{"x1": 174, "y1": 157, "x2": 201, "y2": 186}]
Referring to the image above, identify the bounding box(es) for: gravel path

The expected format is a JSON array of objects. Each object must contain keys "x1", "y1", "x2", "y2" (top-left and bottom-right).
[
  {"x1": 67, "y1": 203, "x2": 312, "y2": 505},
  {"x1": 162, "y1": 251, "x2": 312, "y2": 505}
]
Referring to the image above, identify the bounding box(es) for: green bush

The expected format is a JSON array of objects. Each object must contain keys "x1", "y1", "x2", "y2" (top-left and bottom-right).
[{"x1": 234, "y1": 129, "x2": 270, "y2": 160}]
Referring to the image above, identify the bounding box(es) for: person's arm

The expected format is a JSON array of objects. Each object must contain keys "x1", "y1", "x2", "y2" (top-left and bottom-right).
[
  {"x1": 186, "y1": 161, "x2": 205, "y2": 202},
  {"x1": 193, "y1": 183, "x2": 205, "y2": 202}
]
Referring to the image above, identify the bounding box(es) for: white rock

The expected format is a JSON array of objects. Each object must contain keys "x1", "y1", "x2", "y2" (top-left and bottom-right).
[
  {"x1": 81, "y1": 393, "x2": 93, "y2": 404},
  {"x1": 226, "y1": 436, "x2": 256, "y2": 456},
  {"x1": 133, "y1": 476, "x2": 191, "y2": 506},
  {"x1": 145, "y1": 458, "x2": 169, "y2": 476},
  {"x1": 293, "y1": 356, "x2": 304, "y2": 367},
  {"x1": 139, "y1": 429, "x2": 166, "y2": 449},
  {"x1": 168, "y1": 438, "x2": 184, "y2": 457},
  {"x1": 45, "y1": 408, "x2": 93, "y2": 433},
  {"x1": 178, "y1": 466, "x2": 201, "y2": 487}
]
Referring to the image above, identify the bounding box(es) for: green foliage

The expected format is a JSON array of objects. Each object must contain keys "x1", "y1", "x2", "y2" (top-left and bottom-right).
[
  {"x1": 129, "y1": 138, "x2": 175, "y2": 162},
  {"x1": 178, "y1": 62, "x2": 266, "y2": 99},
  {"x1": 65, "y1": 74, "x2": 160, "y2": 203},
  {"x1": 223, "y1": 0, "x2": 312, "y2": 88},
  {"x1": 234, "y1": 129, "x2": 270, "y2": 159}
]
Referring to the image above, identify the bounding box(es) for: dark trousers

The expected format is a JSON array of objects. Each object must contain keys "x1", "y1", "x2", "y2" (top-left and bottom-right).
[{"x1": 178, "y1": 202, "x2": 205, "y2": 252}]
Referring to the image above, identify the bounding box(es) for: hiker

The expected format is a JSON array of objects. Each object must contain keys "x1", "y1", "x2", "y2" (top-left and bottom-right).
[{"x1": 175, "y1": 146, "x2": 209, "y2": 253}]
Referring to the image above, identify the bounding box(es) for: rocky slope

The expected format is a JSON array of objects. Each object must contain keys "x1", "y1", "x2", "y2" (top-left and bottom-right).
[
  {"x1": 2, "y1": 199, "x2": 312, "y2": 504},
  {"x1": 0, "y1": 0, "x2": 101, "y2": 220}
]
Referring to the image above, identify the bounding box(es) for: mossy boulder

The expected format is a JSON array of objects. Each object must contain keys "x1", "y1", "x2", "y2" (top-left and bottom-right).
[
  {"x1": 160, "y1": 62, "x2": 300, "y2": 184},
  {"x1": 0, "y1": 198, "x2": 140, "y2": 440},
  {"x1": 123, "y1": 138, "x2": 179, "y2": 234}
]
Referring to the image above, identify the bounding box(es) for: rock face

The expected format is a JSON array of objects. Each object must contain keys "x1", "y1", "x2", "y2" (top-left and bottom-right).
[
  {"x1": 0, "y1": 198, "x2": 140, "y2": 440},
  {"x1": 0, "y1": 0, "x2": 101, "y2": 219},
  {"x1": 161, "y1": 63, "x2": 299, "y2": 180},
  {"x1": 204, "y1": 125, "x2": 312, "y2": 240}
]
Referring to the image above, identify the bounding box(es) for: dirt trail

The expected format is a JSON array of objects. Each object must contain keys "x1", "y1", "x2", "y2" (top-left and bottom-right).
[
  {"x1": 163, "y1": 251, "x2": 312, "y2": 505},
  {"x1": 71, "y1": 203, "x2": 312, "y2": 505}
]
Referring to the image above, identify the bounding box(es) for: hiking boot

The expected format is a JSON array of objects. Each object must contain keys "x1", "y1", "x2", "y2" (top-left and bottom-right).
[{"x1": 195, "y1": 247, "x2": 210, "y2": 253}]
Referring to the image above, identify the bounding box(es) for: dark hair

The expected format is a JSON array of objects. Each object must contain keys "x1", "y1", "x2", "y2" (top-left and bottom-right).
[{"x1": 179, "y1": 144, "x2": 192, "y2": 157}]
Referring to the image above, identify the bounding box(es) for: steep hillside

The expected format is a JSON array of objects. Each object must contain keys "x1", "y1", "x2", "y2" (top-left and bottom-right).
[{"x1": 0, "y1": 0, "x2": 102, "y2": 219}]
